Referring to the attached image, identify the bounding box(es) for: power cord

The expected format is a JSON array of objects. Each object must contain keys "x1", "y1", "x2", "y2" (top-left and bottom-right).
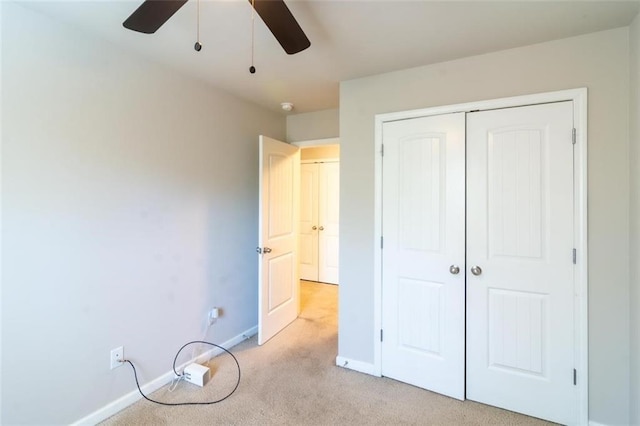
[{"x1": 122, "y1": 340, "x2": 241, "y2": 406}]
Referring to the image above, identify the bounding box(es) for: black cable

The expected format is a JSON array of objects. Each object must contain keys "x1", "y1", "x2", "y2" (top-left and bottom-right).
[{"x1": 123, "y1": 340, "x2": 241, "y2": 406}]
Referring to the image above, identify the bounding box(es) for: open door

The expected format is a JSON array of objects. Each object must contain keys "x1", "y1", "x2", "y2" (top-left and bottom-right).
[{"x1": 258, "y1": 135, "x2": 300, "y2": 345}]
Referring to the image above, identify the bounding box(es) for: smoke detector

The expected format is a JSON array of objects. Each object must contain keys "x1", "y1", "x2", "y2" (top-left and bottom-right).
[{"x1": 281, "y1": 102, "x2": 294, "y2": 112}]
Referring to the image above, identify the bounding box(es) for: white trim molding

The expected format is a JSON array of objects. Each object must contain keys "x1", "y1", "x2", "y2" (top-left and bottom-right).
[
  {"x1": 335, "y1": 356, "x2": 378, "y2": 376},
  {"x1": 373, "y1": 88, "x2": 588, "y2": 425},
  {"x1": 72, "y1": 326, "x2": 258, "y2": 426}
]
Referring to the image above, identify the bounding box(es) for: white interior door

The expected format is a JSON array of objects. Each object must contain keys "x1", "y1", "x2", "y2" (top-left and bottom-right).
[
  {"x1": 318, "y1": 162, "x2": 340, "y2": 284},
  {"x1": 381, "y1": 113, "x2": 466, "y2": 400},
  {"x1": 466, "y1": 102, "x2": 576, "y2": 424},
  {"x1": 258, "y1": 135, "x2": 300, "y2": 345},
  {"x1": 299, "y1": 163, "x2": 319, "y2": 281}
]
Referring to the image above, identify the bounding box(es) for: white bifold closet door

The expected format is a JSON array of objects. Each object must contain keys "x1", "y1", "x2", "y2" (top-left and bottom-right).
[
  {"x1": 299, "y1": 164, "x2": 319, "y2": 281},
  {"x1": 299, "y1": 162, "x2": 340, "y2": 284},
  {"x1": 381, "y1": 102, "x2": 576, "y2": 424},
  {"x1": 466, "y1": 102, "x2": 576, "y2": 425},
  {"x1": 381, "y1": 112, "x2": 466, "y2": 400}
]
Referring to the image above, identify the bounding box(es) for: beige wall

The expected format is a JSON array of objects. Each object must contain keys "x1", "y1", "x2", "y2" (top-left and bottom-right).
[
  {"x1": 339, "y1": 28, "x2": 630, "y2": 424},
  {"x1": 286, "y1": 109, "x2": 339, "y2": 142},
  {"x1": 301, "y1": 145, "x2": 340, "y2": 161},
  {"x1": 1, "y1": 3, "x2": 285, "y2": 424},
  {"x1": 629, "y1": 13, "x2": 640, "y2": 426}
]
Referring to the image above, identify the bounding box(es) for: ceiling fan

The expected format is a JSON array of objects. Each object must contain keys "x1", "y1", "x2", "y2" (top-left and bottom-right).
[{"x1": 123, "y1": 0, "x2": 311, "y2": 55}]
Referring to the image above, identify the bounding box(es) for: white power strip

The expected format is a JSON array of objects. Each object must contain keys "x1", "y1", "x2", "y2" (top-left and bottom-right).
[{"x1": 183, "y1": 363, "x2": 210, "y2": 387}]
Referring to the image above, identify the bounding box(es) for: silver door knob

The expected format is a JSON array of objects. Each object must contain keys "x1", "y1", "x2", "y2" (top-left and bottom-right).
[
  {"x1": 319, "y1": 226, "x2": 324, "y2": 231},
  {"x1": 263, "y1": 247, "x2": 272, "y2": 253},
  {"x1": 471, "y1": 265, "x2": 482, "y2": 276},
  {"x1": 449, "y1": 265, "x2": 460, "y2": 275},
  {"x1": 312, "y1": 226, "x2": 317, "y2": 230}
]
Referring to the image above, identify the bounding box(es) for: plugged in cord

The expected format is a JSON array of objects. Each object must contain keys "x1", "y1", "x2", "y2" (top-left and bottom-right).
[{"x1": 121, "y1": 340, "x2": 241, "y2": 406}]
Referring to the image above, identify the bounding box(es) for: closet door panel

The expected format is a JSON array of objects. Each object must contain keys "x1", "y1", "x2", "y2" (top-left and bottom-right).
[
  {"x1": 466, "y1": 102, "x2": 576, "y2": 425},
  {"x1": 319, "y1": 162, "x2": 340, "y2": 284},
  {"x1": 299, "y1": 163, "x2": 319, "y2": 281},
  {"x1": 381, "y1": 112, "x2": 466, "y2": 400}
]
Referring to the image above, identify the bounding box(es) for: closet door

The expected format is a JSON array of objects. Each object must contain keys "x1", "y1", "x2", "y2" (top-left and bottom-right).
[
  {"x1": 381, "y1": 113, "x2": 466, "y2": 400},
  {"x1": 299, "y1": 163, "x2": 319, "y2": 281},
  {"x1": 318, "y1": 162, "x2": 340, "y2": 284},
  {"x1": 466, "y1": 102, "x2": 576, "y2": 424}
]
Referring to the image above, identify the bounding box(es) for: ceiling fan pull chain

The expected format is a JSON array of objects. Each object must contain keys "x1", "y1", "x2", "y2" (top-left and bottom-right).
[
  {"x1": 194, "y1": 0, "x2": 202, "y2": 52},
  {"x1": 249, "y1": 0, "x2": 256, "y2": 74}
]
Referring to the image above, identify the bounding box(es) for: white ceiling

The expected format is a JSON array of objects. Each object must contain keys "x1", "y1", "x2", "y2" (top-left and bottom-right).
[{"x1": 24, "y1": 0, "x2": 640, "y2": 114}]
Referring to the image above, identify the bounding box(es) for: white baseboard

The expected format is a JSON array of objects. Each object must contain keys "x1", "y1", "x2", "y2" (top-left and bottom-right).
[
  {"x1": 588, "y1": 421, "x2": 610, "y2": 426},
  {"x1": 73, "y1": 325, "x2": 258, "y2": 426},
  {"x1": 191, "y1": 326, "x2": 257, "y2": 366},
  {"x1": 335, "y1": 356, "x2": 378, "y2": 376}
]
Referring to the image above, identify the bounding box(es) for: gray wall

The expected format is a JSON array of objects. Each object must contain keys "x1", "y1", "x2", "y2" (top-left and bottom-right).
[
  {"x1": 630, "y1": 13, "x2": 640, "y2": 426},
  {"x1": 339, "y1": 28, "x2": 631, "y2": 425},
  {"x1": 1, "y1": 3, "x2": 284, "y2": 424},
  {"x1": 286, "y1": 109, "x2": 339, "y2": 142}
]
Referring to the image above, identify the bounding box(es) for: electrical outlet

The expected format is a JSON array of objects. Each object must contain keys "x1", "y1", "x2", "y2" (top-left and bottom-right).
[
  {"x1": 208, "y1": 307, "x2": 220, "y2": 325},
  {"x1": 110, "y1": 346, "x2": 124, "y2": 369}
]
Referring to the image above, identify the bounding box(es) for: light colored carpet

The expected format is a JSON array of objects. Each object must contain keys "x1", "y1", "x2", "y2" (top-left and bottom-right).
[{"x1": 102, "y1": 281, "x2": 552, "y2": 425}]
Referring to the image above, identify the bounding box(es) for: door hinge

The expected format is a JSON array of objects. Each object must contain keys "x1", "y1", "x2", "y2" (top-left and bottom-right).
[
  {"x1": 572, "y1": 128, "x2": 577, "y2": 145},
  {"x1": 381, "y1": 236, "x2": 384, "y2": 249},
  {"x1": 381, "y1": 144, "x2": 385, "y2": 156},
  {"x1": 380, "y1": 329, "x2": 384, "y2": 342},
  {"x1": 573, "y1": 248, "x2": 577, "y2": 264},
  {"x1": 573, "y1": 368, "x2": 577, "y2": 385}
]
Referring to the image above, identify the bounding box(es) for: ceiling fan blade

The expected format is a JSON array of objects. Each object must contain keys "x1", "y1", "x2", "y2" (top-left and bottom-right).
[
  {"x1": 123, "y1": 0, "x2": 189, "y2": 34},
  {"x1": 250, "y1": 0, "x2": 310, "y2": 55}
]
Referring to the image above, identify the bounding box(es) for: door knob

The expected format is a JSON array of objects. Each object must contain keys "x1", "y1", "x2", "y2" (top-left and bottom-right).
[
  {"x1": 263, "y1": 247, "x2": 272, "y2": 253},
  {"x1": 312, "y1": 226, "x2": 317, "y2": 230},
  {"x1": 319, "y1": 226, "x2": 324, "y2": 231},
  {"x1": 449, "y1": 265, "x2": 460, "y2": 275},
  {"x1": 471, "y1": 265, "x2": 482, "y2": 276}
]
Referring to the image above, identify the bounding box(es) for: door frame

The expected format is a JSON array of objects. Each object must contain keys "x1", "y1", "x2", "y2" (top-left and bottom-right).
[
  {"x1": 372, "y1": 88, "x2": 588, "y2": 424},
  {"x1": 294, "y1": 137, "x2": 341, "y2": 285}
]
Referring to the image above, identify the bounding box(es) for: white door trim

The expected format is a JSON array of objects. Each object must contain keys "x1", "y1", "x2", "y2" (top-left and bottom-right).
[{"x1": 373, "y1": 88, "x2": 588, "y2": 425}]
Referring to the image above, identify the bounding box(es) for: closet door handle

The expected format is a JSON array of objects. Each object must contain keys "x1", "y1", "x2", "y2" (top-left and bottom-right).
[
  {"x1": 312, "y1": 226, "x2": 317, "y2": 230},
  {"x1": 471, "y1": 265, "x2": 482, "y2": 276},
  {"x1": 449, "y1": 265, "x2": 460, "y2": 275},
  {"x1": 319, "y1": 226, "x2": 324, "y2": 231}
]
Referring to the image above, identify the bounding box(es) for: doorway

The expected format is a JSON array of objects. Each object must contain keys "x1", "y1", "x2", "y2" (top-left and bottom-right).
[
  {"x1": 373, "y1": 89, "x2": 588, "y2": 425},
  {"x1": 258, "y1": 137, "x2": 340, "y2": 346}
]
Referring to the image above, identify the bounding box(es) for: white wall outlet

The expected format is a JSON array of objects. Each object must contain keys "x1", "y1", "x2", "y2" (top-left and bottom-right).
[
  {"x1": 208, "y1": 307, "x2": 220, "y2": 325},
  {"x1": 110, "y1": 346, "x2": 124, "y2": 369}
]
